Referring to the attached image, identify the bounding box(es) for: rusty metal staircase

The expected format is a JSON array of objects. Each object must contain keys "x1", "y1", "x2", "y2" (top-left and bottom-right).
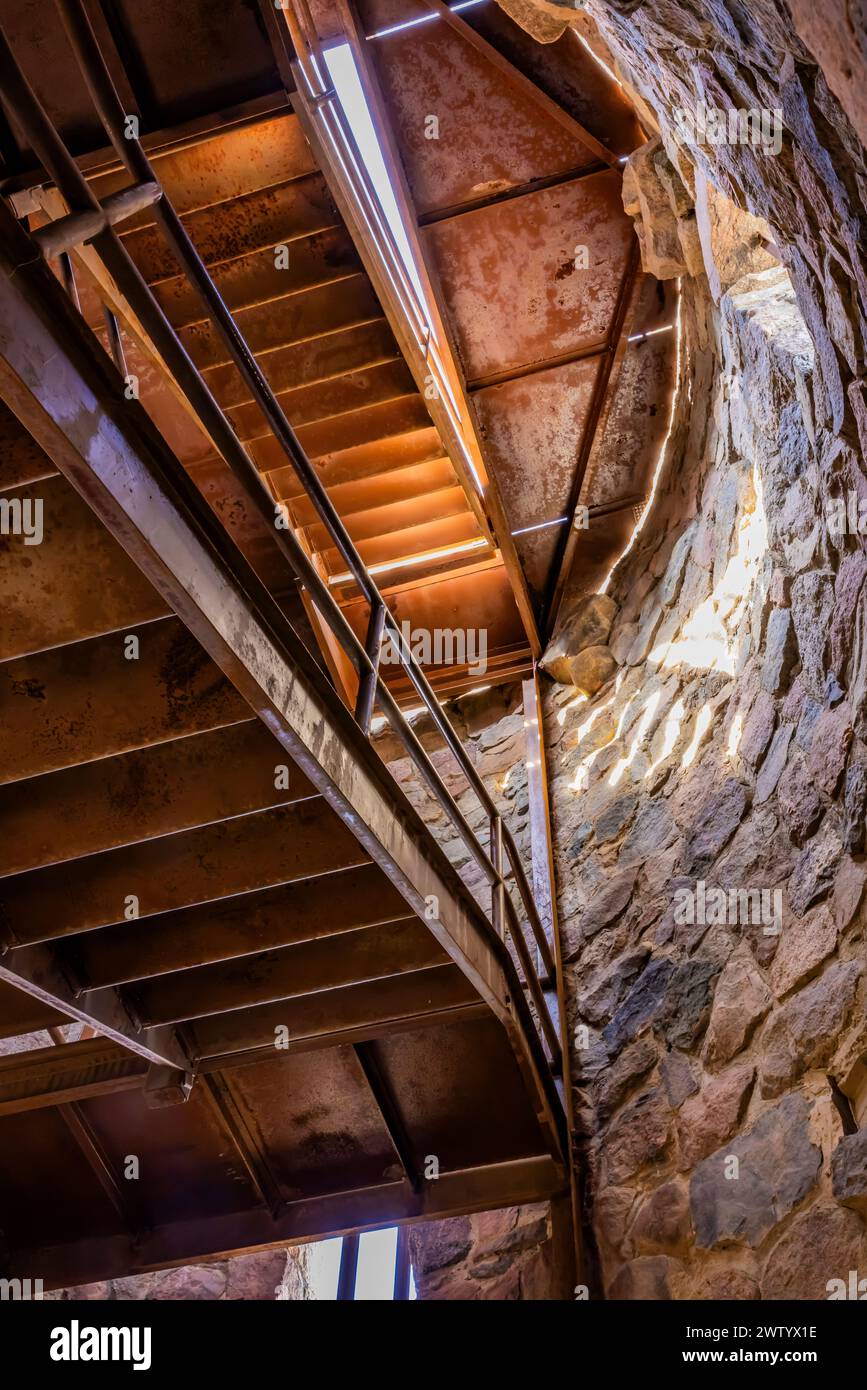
[{"x1": 0, "y1": 0, "x2": 573, "y2": 1289}]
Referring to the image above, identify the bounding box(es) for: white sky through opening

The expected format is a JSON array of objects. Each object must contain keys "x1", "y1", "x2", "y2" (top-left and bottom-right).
[
  {"x1": 305, "y1": 1228, "x2": 417, "y2": 1300},
  {"x1": 324, "y1": 43, "x2": 427, "y2": 308}
]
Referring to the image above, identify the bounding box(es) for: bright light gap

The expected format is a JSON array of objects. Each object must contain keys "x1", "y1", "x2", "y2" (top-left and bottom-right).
[
  {"x1": 367, "y1": 0, "x2": 487, "y2": 41},
  {"x1": 322, "y1": 43, "x2": 485, "y2": 493},
  {"x1": 327, "y1": 535, "x2": 489, "y2": 585}
]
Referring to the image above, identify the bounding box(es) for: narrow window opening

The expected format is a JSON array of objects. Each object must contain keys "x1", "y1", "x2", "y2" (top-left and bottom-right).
[{"x1": 305, "y1": 1227, "x2": 416, "y2": 1301}]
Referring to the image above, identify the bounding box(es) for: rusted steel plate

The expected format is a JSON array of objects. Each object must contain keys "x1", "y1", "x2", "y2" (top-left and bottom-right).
[
  {"x1": 0, "y1": 979, "x2": 67, "y2": 1039},
  {"x1": 2, "y1": 800, "x2": 368, "y2": 944},
  {"x1": 249, "y1": 394, "x2": 431, "y2": 471},
  {"x1": 227, "y1": 359, "x2": 416, "y2": 442},
  {"x1": 179, "y1": 273, "x2": 382, "y2": 368},
  {"x1": 123, "y1": 173, "x2": 339, "y2": 284},
  {"x1": 0, "y1": 617, "x2": 247, "y2": 785},
  {"x1": 0, "y1": 1107, "x2": 128, "y2": 1246},
  {"x1": 131, "y1": 918, "x2": 446, "y2": 1026},
  {"x1": 355, "y1": 556, "x2": 526, "y2": 643},
  {"x1": 152, "y1": 227, "x2": 362, "y2": 328},
  {"x1": 577, "y1": 277, "x2": 678, "y2": 514},
  {"x1": 0, "y1": 474, "x2": 168, "y2": 663},
  {"x1": 205, "y1": 318, "x2": 398, "y2": 410},
  {"x1": 0, "y1": 400, "x2": 56, "y2": 492},
  {"x1": 460, "y1": 3, "x2": 644, "y2": 158},
  {"x1": 74, "y1": 864, "x2": 409, "y2": 989},
  {"x1": 341, "y1": 559, "x2": 528, "y2": 695},
  {"x1": 355, "y1": 1018, "x2": 544, "y2": 1168},
  {"x1": 556, "y1": 504, "x2": 641, "y2": 603},
  {"x1": 289, "y1": 454, "x2": 457, "y2": 523},
  {"x1": 306, "y1": 482, "x2": 469, "y2": 548},
  {"x1": 268, "y1": 424, "x2": 443, "y2": 495},
  {"x1": 227, "y1": 1047, "x2": 402, "y2": 1197},
  {"x1": 188, "y1": 965, "x2": 479, "y2": 1061},
  {"x1": 73, "y1": 1085, "x2": 264, "y2": 1229},
  {"x1": 423, "y1": 169, "x2": 633, "y2": 381},
  {"x1": 359, "y1": 0, "x2": 598, "y2": 217},
  {"x1": 0, "y1": 0, "x2": 123, "y2": 161},
  {"x1": 319, "y1": 509, "x2": 485, "y2": 576},
  {"x1": 0, "y1": 721, "x2": 316, "y2": 877},
  {"x1": 90, "y1": 113, "x2": 315, "y2": 224},
  {"x1": 473, "y1": 353, "x2": 603, "y2": 604},
  {"x1": 83, "y1": 0, "x2": 278, "y2": 134}
]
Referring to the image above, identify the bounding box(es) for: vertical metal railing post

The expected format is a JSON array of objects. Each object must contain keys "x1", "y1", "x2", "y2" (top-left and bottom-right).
[
  {"x1": 353, "y1": 600, "x2": 386, "y2": 734},
  {"x1": 490, "y1": 813, "x2": 505, "y2": 942},
  {"x1": 58, "y1": 249, "x2": 80, "y2": 311},
  {"x1": 101, "y1": 303, "x2": 127, "y2": 378}
]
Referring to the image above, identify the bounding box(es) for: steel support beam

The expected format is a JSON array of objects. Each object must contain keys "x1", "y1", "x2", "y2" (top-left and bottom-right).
[
  {"x1": 0, "y1": 203, "x2": 565, "y2": 1163},
  {"x1": 0, "y1": 1037, "x2": 146, "y2": 1116},
  {"x1": 13, "y1": 1155, "x2": 564, "y2": 1291}
]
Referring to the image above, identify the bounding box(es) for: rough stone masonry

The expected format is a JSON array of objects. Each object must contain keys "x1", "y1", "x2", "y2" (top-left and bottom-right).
[{"x1": 411, "y1": 0, "x2": 867, "y2": 1299}]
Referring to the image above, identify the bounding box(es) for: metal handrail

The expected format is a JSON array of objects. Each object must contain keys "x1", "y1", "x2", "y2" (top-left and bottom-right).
[{"x1": 0, "y1": 6, "x2": 560, "y2": 1072}]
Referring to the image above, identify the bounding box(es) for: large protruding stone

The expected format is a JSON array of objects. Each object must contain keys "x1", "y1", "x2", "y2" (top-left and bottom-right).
[
  {"x1": 541, "y1": 594, "x2": 618, "y2": 687},
  {"x1": 831, "y1": 1130, "x2": 867, "y2": 1215},
  {"x1": 689, "y1": 1094, "x2": 821, "y2": 1248}
]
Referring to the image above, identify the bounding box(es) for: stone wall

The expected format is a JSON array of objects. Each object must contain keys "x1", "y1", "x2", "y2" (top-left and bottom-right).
[
  {"x1": 52, "y1": 1247, "x2": 312, "y2": 1301},
  {"x1": 508, "y1": 0, "x2": 867, "y2": 1299},
  {"x1": 408, "y1": 1204, "x2": 564, "y2": 1300}
]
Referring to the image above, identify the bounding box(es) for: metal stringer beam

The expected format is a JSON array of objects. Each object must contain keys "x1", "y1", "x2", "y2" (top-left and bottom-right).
[{"x1": 0, "y1": 201, "x2": 566, "y2": 1170}]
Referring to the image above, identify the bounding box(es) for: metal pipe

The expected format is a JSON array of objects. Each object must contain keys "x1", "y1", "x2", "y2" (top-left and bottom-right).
[{"x1": 502, "y1": 831, "x2": 556, "y2": 983}]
